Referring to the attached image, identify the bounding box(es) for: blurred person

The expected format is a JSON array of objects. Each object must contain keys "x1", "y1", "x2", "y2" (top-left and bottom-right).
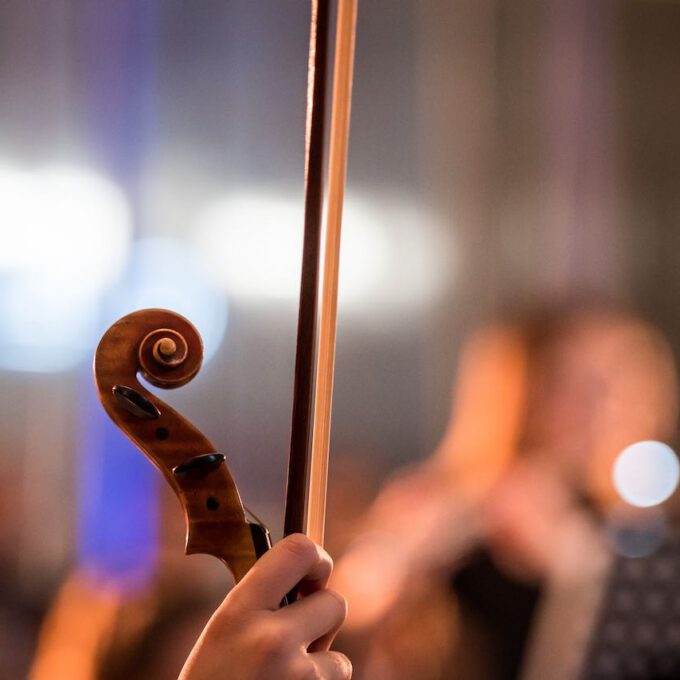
[
  {"x1": 333, "y1": 304, "x2": 679, "y2": 680},
  {"x1": 30, "y1": 534, "x2": 351, "y2": 680}
]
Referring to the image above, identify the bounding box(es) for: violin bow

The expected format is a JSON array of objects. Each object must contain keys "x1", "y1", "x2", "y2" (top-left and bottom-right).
[
  {"x1": 284, "y1": 0, "x2": 330, "y2": 540},
  {"x1": 285, "y1": 0, "x2": 358, "y2": 546},
  {"x1": 306, "y1": 0, "x2": 358, "y2": 545},
  {"x1": 93, "y1": 0, "x2": 358, "y2": 586}
]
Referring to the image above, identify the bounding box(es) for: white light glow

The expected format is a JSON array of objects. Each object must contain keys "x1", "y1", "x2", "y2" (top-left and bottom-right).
[
  {"x1": 613, "y1": 441, "x2": 680, "y2": 508},
  {"x1": 0, "y1": 162, "x2": 132, "y2": 372},
  {"x1": 106, "y1": 237, "x2": 228, "y2": 363},
  {"x1": 0, "y1": 163, "x2": 131, "y2": 285},
  {"x1": 194, "y1": 194, "x2": 304, "y2": 301},
  {"x1": 192, "y1": 190, "x2": 450, "y2": 314}
]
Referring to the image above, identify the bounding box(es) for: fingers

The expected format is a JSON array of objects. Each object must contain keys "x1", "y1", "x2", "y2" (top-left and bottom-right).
[
  {"x1": 310, "y1": 651, "x2": 353, "y2": 680},
  {"x1": 182, "y1": 534, "x2": 350, "y2": 680},
  {"x1": 229, "y1": 534, "x2": 333, "y2": 611},
  {"x1": 276, "y1": 587, "x2": 347, "y2": 648}
]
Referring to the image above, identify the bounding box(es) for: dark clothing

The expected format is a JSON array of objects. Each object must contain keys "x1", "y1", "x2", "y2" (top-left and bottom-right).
[{"x1": 451, "y1": 549, "x2": 541, "y2": 680}]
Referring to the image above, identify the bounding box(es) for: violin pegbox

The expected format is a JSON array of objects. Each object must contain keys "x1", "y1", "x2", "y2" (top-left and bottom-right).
[{"x1": 94, "y1": 308, "x2": 264, "y2": 583}]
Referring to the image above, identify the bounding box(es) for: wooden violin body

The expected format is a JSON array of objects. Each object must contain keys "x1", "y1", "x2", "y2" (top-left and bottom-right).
[{"x1": 94, "y1": 308, "x2": 267, "y2": 583}]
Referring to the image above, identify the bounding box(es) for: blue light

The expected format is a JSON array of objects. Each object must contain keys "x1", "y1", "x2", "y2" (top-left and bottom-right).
[{"x1": 77, "y1": 375, "x2": 159, "y2": 591}]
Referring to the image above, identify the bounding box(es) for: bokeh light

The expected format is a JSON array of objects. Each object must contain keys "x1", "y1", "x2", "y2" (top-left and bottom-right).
[
  {"x1": 613, "y1": 441, "x2": 680, "y2": 508},
  {"x1": 193, "y1": 192, "x2": 304, "y2": 301},
  {"x1": 192, "y1": 190, "x2": 449, "y2": 314},
  {"x1": 0, "y1": 162, "x2": 132, "y2": 372}
]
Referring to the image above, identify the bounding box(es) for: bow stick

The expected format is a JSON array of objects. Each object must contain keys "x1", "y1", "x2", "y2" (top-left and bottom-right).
[
  {"x1": 285, "y1": 0, "x2": 358, "y2": 546},
  {"x1": 284, "y1": 0, "x2": 330, "y2": 540},
  {"x1": 306, "y1": 0, "x2": 358, "y2": 545}
]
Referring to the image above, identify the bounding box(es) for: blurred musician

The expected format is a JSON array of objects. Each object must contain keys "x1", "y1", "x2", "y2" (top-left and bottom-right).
[{"x1": 333, "y1": 304, "x2": 678, "y2": 680}]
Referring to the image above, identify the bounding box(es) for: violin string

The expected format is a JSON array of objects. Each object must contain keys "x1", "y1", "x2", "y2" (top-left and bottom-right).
[{"x1": 243, "y1": 504, "x2": 267, "y2": 528}]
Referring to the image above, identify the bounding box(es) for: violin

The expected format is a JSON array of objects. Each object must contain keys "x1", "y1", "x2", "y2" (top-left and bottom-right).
[{"x1": 93, "y1": 0, "x2": 358, "y2": 585}]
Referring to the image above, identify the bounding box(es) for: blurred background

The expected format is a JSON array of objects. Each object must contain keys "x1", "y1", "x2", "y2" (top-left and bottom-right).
[{"x1": 1, "y1": 1, "x2": 680, "y2": 678}]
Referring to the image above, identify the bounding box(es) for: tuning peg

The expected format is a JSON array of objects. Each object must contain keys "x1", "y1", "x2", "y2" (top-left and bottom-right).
[
  {"x1": 112, "y1": 385, "x2": 161, "y2": 419},
  {"x1": 173, "y1": 453, "x2": 226, "y2": 480}
]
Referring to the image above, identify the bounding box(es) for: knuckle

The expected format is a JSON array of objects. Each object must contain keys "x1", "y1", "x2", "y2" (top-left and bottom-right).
[
  {"x1": 284, "y1": 658, "x2": 319, "y2": 680},
  {"x1": 205, "y1": 596, "x2": 240, "y2": 636},
  {"x1": 253, "y1": 621, "x2": 289, "y2": 659},
  {"x1": 323, "y1": 588, "x2": 348, "y2": 619},
  {"x1": 296, "y1": 661, "x2": 322, "y2": 680},
  {"x1": 330, "y1": 652, "x2": 353, "y2": 679},
  {"x1": 218, "y1": 580, "x2": 248, "y2": 613},
  {"x1": 283, "y1": 533, "x2": 319, "y2": 563}
]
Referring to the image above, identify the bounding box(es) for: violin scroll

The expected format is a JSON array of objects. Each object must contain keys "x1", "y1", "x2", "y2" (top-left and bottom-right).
[
  {"x1": 94, "y1": 309, "x2": 263, "y2": 583},
  {"x1": 137, "y1": 324, "x2": 201, "y2": 388}
]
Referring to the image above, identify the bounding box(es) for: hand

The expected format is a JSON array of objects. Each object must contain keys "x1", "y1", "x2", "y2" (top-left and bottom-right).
[
  {"x1": 333, "y1": 464, "x2": 479, "y2": 630},
  {"x1": 179, "y1": 534, "x2": 352, "y2": 680},
  {"x1": 482, "y1": 461, "x2": 603, "y2": 581}
]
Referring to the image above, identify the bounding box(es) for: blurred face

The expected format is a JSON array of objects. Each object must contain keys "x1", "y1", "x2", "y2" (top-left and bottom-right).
[
  {"x1": 522, "y1": 325, "x2": 608, "y2": 484},
  {"x1": 518, "y1": 316, "x2": 677, "y2": 493}
]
